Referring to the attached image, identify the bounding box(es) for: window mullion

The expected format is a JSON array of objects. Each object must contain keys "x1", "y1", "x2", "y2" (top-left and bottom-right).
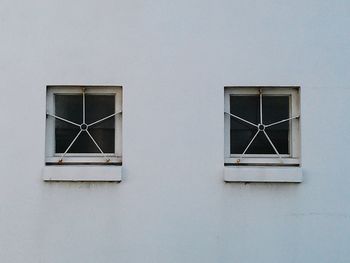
[
  {"x1": 82, "y1": 88, "x2": 86, "y2": 124},
  {"x1": 259, "y1": 88, "x2": 263, "y2": 124}
]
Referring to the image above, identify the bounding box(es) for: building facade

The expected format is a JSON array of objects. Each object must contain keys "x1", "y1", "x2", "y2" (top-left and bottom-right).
[{"x1": 1, "y1": 0, "x2": 350, "y2": 262}]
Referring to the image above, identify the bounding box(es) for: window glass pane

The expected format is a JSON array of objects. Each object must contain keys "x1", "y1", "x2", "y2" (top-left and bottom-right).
[
  {"x1": 262, "y1": 96, "x2": 289, "y2": 154},
  {"x1": 55, "y1": 121, "x2": 81, "y2": 153},
  {"x1": 262, "y1": 96, "x2": 289, "y2": 126},
  {"x1": 246, "y1": 132, "x2": 275, "y2": 154},
  {"x1": 87, "y1": 128, "x2": 115, "y2": 153},
  {"x1": 230, "y1": 95, "x2": 259, "y2": 154},
  {"x1": 55, "y1": 94, "x2": 115, "y2": 153},
  {"x1": 86, "y1": 95, "x2": 115, "y2": 153},
  {"x1": 230, "y1": 94, "x2": 289, "y2": 155},
  {"x1": 55, "y1": 95, "x2": 82, "y2": 124},
  {"x1": 64, "y1": 130, "x2": 114, "y2": 153},
  {"x1": 86, "y1": 95, "x2": 115, "y2": 124},
  {"x1": 230, "y1": 95, "x2": 259, "y2": 124},
  {"x1": 230, "y1": 128, "x2": 258, "y2": 154},
  {"x1": 55, "y1": 95, "x2": 82, "y2": 153},
  {"x1": 263, "y1": 130, "x2": 289, "y2": 154}
]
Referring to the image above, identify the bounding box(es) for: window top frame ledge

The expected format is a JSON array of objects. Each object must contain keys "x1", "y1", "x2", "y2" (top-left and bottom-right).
[{"x1": 224, "y1": 86, "x2": 302, "y2": 183}]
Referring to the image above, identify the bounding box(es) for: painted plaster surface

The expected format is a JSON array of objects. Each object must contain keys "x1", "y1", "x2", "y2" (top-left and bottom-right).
[{"x1": 0, "y1": 0, "x2": 350, "y2": 262}]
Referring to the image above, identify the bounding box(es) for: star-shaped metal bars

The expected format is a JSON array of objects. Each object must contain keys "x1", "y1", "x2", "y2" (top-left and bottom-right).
[
  {"x1": 225, "y1": 88, "x2": 299, "y2": 163},
  {"x1": 46, "y1": 88, "x2": 121, "y2": 163}
]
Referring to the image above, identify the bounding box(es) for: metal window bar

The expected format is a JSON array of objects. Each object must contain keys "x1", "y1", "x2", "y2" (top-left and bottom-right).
[
  {"x1": 265, "y1": 115, "x2": 300, "y2": 128},
  {"x1": 224, "y1": 112, "x2": 258, "y2": 128},
  {"x1": 88, "y1": 111, "x2": 122, "y2": 127},
  {"x1": 46, "y1": 113, "x2": 80, "y2": 127}
]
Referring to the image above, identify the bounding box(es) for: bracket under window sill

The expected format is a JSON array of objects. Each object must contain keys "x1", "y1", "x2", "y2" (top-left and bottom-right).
[
  {"x1": 42, "y1": 165, "x2": 122, "y2": 182},
  {"x1": 224, "y1": 166, "x2": 302, "y2": 183}
]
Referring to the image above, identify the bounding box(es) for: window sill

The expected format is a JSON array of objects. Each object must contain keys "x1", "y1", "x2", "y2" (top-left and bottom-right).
[
  {"x1": 42, "y1": 165, "x2": 122, "y2": 182},
  {"x1": 224, "y1": 166, "x2": 302, "y2": 183}
]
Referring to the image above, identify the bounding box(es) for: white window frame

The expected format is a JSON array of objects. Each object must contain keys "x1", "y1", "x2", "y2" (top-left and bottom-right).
[
  {"x1": 224, "y1": 86, "x2": 301, "y2": 166},
  {"x1": 45, "y1": 85, "x2": 122, "y2": 165}
]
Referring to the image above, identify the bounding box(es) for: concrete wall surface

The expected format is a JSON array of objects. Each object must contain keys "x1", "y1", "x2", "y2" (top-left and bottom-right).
[{"x1": 0, "y1": 0, "x2": 350, "y2": 262}]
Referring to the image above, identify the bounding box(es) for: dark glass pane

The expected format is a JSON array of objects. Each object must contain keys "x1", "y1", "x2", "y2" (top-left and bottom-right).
[
  {"x1": 230, "y1": 128, "x2": 258, "y2": 154},
  {"x1": 55, "y1": 95, "x2": 82, "y2": 153},
  {"x1": 64, "y1": 130, "x2": 114, "y2": 153},
  {"x1": 262, "y1": 96, "x2": 289, "y2": 154},
  {"x1": 55, "y1": 94, "x2": 115, "y2": 153},
  {"x1": 246, "y1": 132, "x2": 275, "y2": 154},
  {"x1": 55, "y1": 95, "x2": 82, "y2": 124},
  {"x1": 230, "y1": 94, "x2": 290, "y2": 155},
  {"x1": 55, "y1": 120, "x2": 81, "y2": 153},
  {"x1": 230, "y1": 95, "x2": 259, "y2": 125},
  {"x1": 88, "y1": 128, "x2": 115, "y2": 153},
  {"x1": 230, "y1": 95, "x2": 259, "y2": 154},
  {"x1": 263, "y1": 96, "x2": 289, "y2": 127},
  {"x1": 86, "y1": 95, "x2": 115, "y2": 124},
  {"x1": 263, "y1": 130, "x2": 289, "y2": 154}
]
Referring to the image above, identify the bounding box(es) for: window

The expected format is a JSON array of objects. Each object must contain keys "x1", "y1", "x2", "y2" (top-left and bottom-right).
[
  {"x1": 224, "y1": 86, "x2": 302, "y2": 182},
  {"x1": 45, "y1": 86, "x2": 122, "y2": 165}
]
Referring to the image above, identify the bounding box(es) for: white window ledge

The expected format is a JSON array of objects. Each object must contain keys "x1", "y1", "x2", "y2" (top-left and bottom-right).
[
  {"x1": 42, "y1": 166, "x2": 122, "y2": 182},
  {"x1": 224, "y1": 166, "x2": 302, "y2": 183}
]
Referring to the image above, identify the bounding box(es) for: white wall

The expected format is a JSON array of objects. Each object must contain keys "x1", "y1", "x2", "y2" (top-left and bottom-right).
[{"x1": 1, "y1": 0, "x2": 350, "y2": 262}]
